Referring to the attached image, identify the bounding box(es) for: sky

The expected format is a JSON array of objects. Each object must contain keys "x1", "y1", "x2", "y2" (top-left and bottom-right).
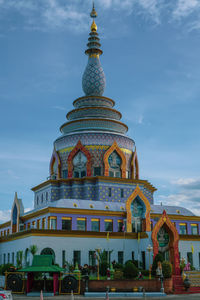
[{"x1": 0, "y1": 0, "x2": 200, "y2": 223}]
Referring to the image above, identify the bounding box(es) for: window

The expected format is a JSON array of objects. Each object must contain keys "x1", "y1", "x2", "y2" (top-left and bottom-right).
[
  {"x1": 36, "y1": 196, "x2": 39, "y2": 205},
  {"x1": 7, "y1": 253, "x2": 10, "y2": 264},
  {"x1": 27, "y1": 223, "x2": 30, "y2": 230},
  {"x1": 199, "y1": 253, "x2": 200, "y2": 269},
  {"x1": 7, "y1": 229, "x2": 9, "y2": 235},
  {"x1": 179, "y1": 223, "x2": 187, "y2": 235},
  {"x1": 108, "y1": 188, "x2": 112, "y2": 197},
  {"x1": 187, "y1": 252, "x2": 193, "y2": 266},
  {"x1": 73, "y1": 250, "x2": 81, "y2": 266},
  {"x1": 77, "y1": 218, "x2": 86, "y2": 231},
  {"x1": 42, "y1": 218, "x2": 46, "y2": 229},
  {"x1": 89, "y1": 251, "x2": 96, "y2": 266},
  {"x1": 62, "y1": 250, "x2": 66, "y2": 267},
  {"x1": 49, "y1": 217, "x2": 57, "y2": 230},
  {"x1": 118, "y1": 251, "x2": 124, "y2": 264},
  {"x1": 37, "y1": 219, "x2": 40, "y2": 229},
  {"x1": 41, "y1": 194, "x2": 43, "y2": 203},
  {"x1": 191, "y1": 224, "x2": 198, "y2": 235},
  {"x1": 91, "y1": 219, "x2": 100, "y2": 232},
  {"x1": 73, "y1": 152, "x2": 87, "y2": 178},
  {"x1": 141, "y1": 251, "x2": 146, "y2": 269},
  {"x1": 12, "y1": 252, "x2": 14, "y2": 264},
  {"x1": 132, "y1": 251, "x2": 135, "y2": 261},
  {"x1": 105, "y1": 251, "x2": 112, "y2": 265},
  {"x1": 46, "y1": 192, "x2": 48, "y2": 201},
  {"x1": 104, "y1": 219, "x2": 113, "y2": 232},
  {"x1": 62, "y1": 218, "x2": 72, "y2": 230},
  {"x1": 108, "y1": 151, "x2": 122, "y2": 178},
  {"x1": 121, "y1": 189, "x2": 124, "y2": 198},
  {"x1": 32, "y1": 221, "x2": 36, "y2": 228},
  {"x1": 62, "y1": 170, "x2": 68, "y2": 178},
  {"x1": 3, "y1": 254, "x2": 6, "y2": 265},
  {"x1": 118, "y1": 220, "x2": 124, "y2": 232},
  {"x1": 94, "y1": 167, "x2": 101, "y2": 176}
]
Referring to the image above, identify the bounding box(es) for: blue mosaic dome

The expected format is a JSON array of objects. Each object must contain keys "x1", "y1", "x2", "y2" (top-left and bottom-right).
[{"x1": 82, "y1": 56, "x2": 106, "y2": 96}]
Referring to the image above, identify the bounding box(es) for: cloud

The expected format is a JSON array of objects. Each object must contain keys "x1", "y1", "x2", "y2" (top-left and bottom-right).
[
  {"x1": 172, "y1": 178, "x2": 200, "y2": 190},
  {"x1": 157, "y1": 177, "x2": 200, "y2": 215},
  {"x1": 52, "y1": 105, "x2": 66, "y2": 111},
  {"x1": 0, "y1": 209, "x2": 11, "y2": 223},
  {"x1": 172, "y1": 0, "x2": 200, "y2": 19}
]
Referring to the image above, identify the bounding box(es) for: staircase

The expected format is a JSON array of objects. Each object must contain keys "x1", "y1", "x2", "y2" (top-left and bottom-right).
[{"x1": 173, "y1": 272, "x2": 200, "y2": 294}]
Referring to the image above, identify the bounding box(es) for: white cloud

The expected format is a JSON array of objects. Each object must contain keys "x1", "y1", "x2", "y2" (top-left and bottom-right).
[
  {"x1": 173, "y1": 0, "x2": 200, "y2": 19},
  {"x1": 0, "y1": 209, "x2": 11, "y2": 223},
  {"x1": 172, "y1": 178, "x2": 200, "y2": 189}
]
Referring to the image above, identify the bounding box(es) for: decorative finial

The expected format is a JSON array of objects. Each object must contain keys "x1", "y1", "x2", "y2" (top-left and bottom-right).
[
  {"x1": 90, "y1": 2, "x2": 97, "y2": 18},
  {"x1": 91, "y1": 19, "x2": 97, "y2": 32},
  {"x1": 82, "y1": 3, "x2": 106, "y2": 96}
]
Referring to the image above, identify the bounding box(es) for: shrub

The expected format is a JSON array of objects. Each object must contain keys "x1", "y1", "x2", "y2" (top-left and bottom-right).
[
  {"x1": 113, "y1": 263, "x2": 123, "y2": 270},
  {"x1": 162, "y1": 261, "x2": 172, "y2": 278},
  {"x1": 114, "y1": 270, "x2": 123, "y2": 279},
  {"x1": 0, "y1": 264, "x2": 15, "y2": 275},
  {"x1": 123, "y1": 262, "x2": 138, "y2": 279},
  {"x1": 141, "y1": 269, "x2": 149, "y2": 276},
  {"x1": 152, "y1": 253, "x2": 164, "y2": 275}
]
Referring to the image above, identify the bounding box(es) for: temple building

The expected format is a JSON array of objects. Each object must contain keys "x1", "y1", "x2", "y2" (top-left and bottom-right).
[{"x1": 0, "y1": 5, "x2": 200, "y2": 274}]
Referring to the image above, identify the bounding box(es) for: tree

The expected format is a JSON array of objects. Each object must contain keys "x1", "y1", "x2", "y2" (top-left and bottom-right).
[
  {"x1": 16, "y1": 251, "x2": 23, "y2": 269},
  {"x1": 29, "y1": 245, "x2": 38, "y2": 256}
]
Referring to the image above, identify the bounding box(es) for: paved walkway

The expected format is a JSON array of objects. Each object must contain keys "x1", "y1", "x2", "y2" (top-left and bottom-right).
[{"x1": 13, "y1": 294, "x2": 200, "y2": 300}]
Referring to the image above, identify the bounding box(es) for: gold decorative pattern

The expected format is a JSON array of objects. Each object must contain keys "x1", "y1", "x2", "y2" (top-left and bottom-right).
[
  {"x1": 103, "y1": 141, "x2": 127, "y2": 178},
  {"x1": 126, "y1": 185, "x2": 151, "y2": 232},
  {"x1": 131, "y1": 148, "x2": 139, "y2": 179},
  {"x1": 59, "y1": 145, "x2": 132, "y2": 155}
]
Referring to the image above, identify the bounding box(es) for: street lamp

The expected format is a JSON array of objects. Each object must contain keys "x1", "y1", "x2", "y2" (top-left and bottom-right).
[
  {"x1": 95, "y1": 248, "x2": 101, "y2": 280},
  {"x1": 147, "y1": 244, "x2": 153, "y2": 280}
]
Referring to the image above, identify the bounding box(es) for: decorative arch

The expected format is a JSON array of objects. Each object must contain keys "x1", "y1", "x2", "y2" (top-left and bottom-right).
[
  {"x1": 103, "y1": 141, "x2": 126, "y2": 178},
  {"x1": 49, "y1": 149, "x2": 61, "y2": 179},
  {"x1": 131, "y1": 148, "x2": 139, "y2": 179},
  {"x1": 126, "y1": 185, "x2": 151, "y2": 232},
  {"x1": 41, "y1": 247, "x2": 55, "y2": 263},
  {"x1": 11, "y1": 192, "x2": 20, "y2": 233},
  {"x1": 67, "y1": 140, "x2": 92, "y2": 178},
  {"x1": 152, "y1": 210, "x2": 180, "y2": 275}
]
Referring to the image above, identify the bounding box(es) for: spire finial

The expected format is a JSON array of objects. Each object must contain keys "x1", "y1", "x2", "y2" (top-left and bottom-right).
[
  {"x1": 90, "y1": 2, "x2": 97, "y2": 18},
  {"x1": 82, "y1": 3, "x2": 106, "y2": 96}
]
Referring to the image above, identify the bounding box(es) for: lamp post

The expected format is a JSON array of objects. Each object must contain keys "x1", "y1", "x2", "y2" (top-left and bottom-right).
[
  {"x1": 95, "y1": 248, "x2": 101, "y2": 280},
  {"x1": 147, "y1": 244, "x2": 153, "y2": 280}
]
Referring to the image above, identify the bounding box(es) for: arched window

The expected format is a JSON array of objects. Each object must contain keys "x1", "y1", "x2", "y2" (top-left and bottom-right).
[
  {"x1": 108, "y1": 151, "x2": 122, "y2": 178},
  {"x1": 73, "y1": 151, "x2": 87, "y2": 178},
  {"x1": 25, "y1": 248, "x2": 31, "y2": 266},
  {"x1": 131, "y1": 197, "x2": 145, "y2": 233},
  {"x1": 52, "y1": 161, "x2": 58, "y2": 179},
  {"x1": 12, "y1": 204, "x2": 17, "y2": 226},
  {"x1": 46, "y1": 192, "x2": 48, "y2": 201},
  {"x1": 41, "y1": 247, "x2": 55, "y2": 263},
  {"x1": 41, "y1": 194, "x2": 43, "y2": 203}
]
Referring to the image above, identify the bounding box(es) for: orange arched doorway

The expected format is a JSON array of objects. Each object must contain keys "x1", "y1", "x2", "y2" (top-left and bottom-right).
[{"x1": 151, "y1": 210, "x2": 180, "y2": 275}]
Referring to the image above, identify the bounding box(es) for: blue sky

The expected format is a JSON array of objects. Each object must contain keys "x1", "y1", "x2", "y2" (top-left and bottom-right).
[{"x1": 0, "y1": 0, "x2": 200, "y2": 222}]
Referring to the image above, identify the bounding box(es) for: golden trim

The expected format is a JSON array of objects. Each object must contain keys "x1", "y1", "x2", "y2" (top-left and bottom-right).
[
  {"x1": 151, "y1": 213, "x2": 200, "y2": 221},
  {"x1": 0, "y1": 221, "x2": 11, "y2": 229},
  {"x1": 0, "y1": 229, "x2": 148, "y2": 243},
  {"x1": 179, "y1": 234, "x2": 200, "y2": 241},
  {"x1": 32, "y1": 177, "x2": 156, "y2": 192},
  {"x1": 126, "y1": 185, "x2": 151, "y2": 232},
  {"x1": 62, "y1": 217, "x2": 72, "y2": 220},
  {"x1": 103, "y1": 141, "x2": 127, "y2": 178},
  {"x1": 59, "y1": 145, "x2": 132, "y2": 155},
  {"x1": 21, "y1": 207, "x2": 125, "y2": 221}
]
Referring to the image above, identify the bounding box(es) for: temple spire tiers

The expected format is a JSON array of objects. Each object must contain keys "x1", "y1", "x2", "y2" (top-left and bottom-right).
[{"x1": 82, "y1": 4, "x2": 106, "y2": 96}]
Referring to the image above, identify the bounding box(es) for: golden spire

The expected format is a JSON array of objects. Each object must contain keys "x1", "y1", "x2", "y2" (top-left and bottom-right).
[{"x1": 91, "y1": 19, "x2": 97, "y2": 32}]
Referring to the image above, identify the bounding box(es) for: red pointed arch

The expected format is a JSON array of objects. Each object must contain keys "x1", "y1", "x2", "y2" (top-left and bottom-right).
[
  {"x1": 151, "y1": 210, "x2": 180, "y2": 275},
  {"x1": 49, "y1": 149, "x2": 61, "y2": 179},
  {"x1": 103, "y1": 141, "x2": 126, "y2": 178},
  {"x1": 67, "y1": 140, "x2": 92, "y2": 178}
]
